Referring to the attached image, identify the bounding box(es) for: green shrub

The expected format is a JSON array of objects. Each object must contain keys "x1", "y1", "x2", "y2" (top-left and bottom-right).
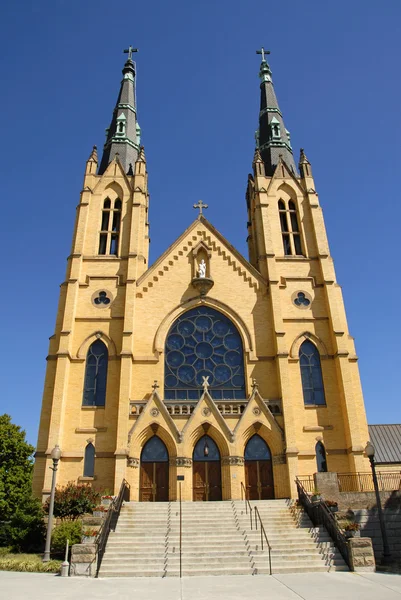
[
  {"x1": 45, "y1": 482, "x2": 100, "y2": 521},
  {"x1": 0, "y1": 553, "x2": 61, "y2": 573},
  {"x1": 51, "y1": 520, "x2": 83, "y2": 554}
]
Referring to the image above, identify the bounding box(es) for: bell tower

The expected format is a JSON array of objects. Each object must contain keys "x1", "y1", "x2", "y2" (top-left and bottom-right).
[
  {"x1": 33, "y1": 49, "x2": 150, "y2": 498},
  {"x1": 246, "y1": 50, "x2": 369, "y2": 492}
]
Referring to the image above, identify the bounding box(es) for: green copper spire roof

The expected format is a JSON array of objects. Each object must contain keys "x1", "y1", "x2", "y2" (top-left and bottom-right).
[
  {"x1": 255, "y1": 49, "x2": 296, "y2": 176},
  {"x1": 99, "y1": 48, "x2": 140, "y2": 175}
]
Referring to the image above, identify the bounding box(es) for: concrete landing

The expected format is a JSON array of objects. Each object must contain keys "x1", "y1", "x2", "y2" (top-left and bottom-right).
[{"x1": 1, "y1": 571, "x2": 401, "y2": 600}]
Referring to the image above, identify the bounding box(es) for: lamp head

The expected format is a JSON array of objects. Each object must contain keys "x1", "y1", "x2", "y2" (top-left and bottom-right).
[
  {"x1": 204, "y1": 440, "x2": 209, "y2": 457},
  {"x1": 365, "y1": 441, "x2": 375, "y2": 458},
  {"x1": 51, "y1": 445, "x2": 62, "y2": 461}
]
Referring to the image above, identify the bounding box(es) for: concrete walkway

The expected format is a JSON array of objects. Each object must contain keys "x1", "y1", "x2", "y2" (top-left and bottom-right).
[{"x1": 1, "y1": 571, "x2": 401, "y2": 599}]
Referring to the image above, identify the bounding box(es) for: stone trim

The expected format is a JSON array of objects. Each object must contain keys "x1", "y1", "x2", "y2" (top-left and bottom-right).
[
  {"x1": 171, "y1": 457, "x2": 192, "y2": 467},
  {"x1": 222, "y1": 456, "x2": 244, "y2": 466},
  {"x1": 127, "y1": 457, "x2": 140, "y2": 468}
]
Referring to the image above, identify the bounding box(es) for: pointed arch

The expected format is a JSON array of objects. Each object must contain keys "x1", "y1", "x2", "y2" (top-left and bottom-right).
[
  {"x1": 241, "y1": 422, "x2": 283, "y2": 457},
  {"x1": 130, "y1": 422, "x2": 178, "y2": 460},
  {"x1": 154, "y1": 297, "x2": 254, "y2": 357},
  {"x1": 104, "y1": 180, "x2": 124, "y2": 199},
  {"x1": 316, "y1": 441, "x2": 328, "y2": 472},
  {"x1": 299, "y1": 339, "x2": 326, "y2": 406},
  {"x1": 188, "y1": 422, "x2": 230, "y2": 459},
  {"x1": 83, "y1": 442, "x2": 95, "y2": 477},
  {"x1": 77, "y1": 331, "x2": 117, "y2": 359},
  {"x1": 82, "y1": 339, "x2": 108, "y2": 406},
  {"x1": 290, "y1": 332, "x2": 328, "y2": 359}
]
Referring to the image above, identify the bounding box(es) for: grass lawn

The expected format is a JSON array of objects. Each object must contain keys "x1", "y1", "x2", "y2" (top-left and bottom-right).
[{"x1": 0, "y1": 552, "x2": 61, "y2": 573}]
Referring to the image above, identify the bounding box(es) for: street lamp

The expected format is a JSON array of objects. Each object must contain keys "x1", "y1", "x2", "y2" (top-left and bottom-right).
[
  {"x1": 365, "y1": 441, "x2": 392, "y2": 564},
  {"x1": 43, "y1": 445, "x2": 62, "y2": 562}
]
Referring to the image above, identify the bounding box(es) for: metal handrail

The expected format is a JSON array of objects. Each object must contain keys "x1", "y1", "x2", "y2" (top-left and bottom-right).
[
  {"x1": 253, "y1": 506, "x2": 272, "y2": 575},
  {"x1": 96, "y1": 479, "x2": 130, "y2": 576},
  {"x1": 240, "y1": 481, "x2": 253, "y2": 529},
  {"x1": 295, "y1": 477, "x2": 350, "y2": 570}
]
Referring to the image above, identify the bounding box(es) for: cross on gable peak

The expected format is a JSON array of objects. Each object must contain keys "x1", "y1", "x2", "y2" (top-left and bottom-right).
[
  {"x1": 202, "y1": 376, "x2": 210, "y2": 390},
  {"x1": 193, "y1": 200, "x2": 208, "y2": 216}
]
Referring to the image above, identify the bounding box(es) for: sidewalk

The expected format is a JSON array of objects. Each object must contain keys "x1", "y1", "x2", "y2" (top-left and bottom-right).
[{"x1": 1, "y1": 571, "x2": 401, "y2": 600}]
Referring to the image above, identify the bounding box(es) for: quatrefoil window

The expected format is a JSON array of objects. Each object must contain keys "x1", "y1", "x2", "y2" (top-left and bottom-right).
[
  {"x1": 92, "y1": 290, "x2": 113, "y2": 308},
  {"x1": 294, "y1": 292, "x2": 311, "y2": 308}
]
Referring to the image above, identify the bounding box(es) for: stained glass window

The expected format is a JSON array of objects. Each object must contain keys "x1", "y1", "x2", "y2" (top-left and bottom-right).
[
  {"x1": 83, "y1": 443, "x2": 95, "y2": 477},
  {"x1": 299, "y1": 340, "x2": 325, "y2": 406},
  {"x1": 141, "y1": 436, "x2": 169, "y2": 462},
  {"x1": 164, "y1": 307, "x2": 245, "y2": 400},
  {"x1": 82, "y1": 340, "x2": 108, "y2": 406},
  {"x1": 245, "y1": 434, "x2": 271, "y2": 460},
  {"x1": 193, "y1": 435, "x2": 220, "y2": 462}
]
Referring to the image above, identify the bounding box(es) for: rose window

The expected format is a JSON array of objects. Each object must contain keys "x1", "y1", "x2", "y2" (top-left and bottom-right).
[{"x1": 164, "y1": 307, "x2": 245, "y2": 400}]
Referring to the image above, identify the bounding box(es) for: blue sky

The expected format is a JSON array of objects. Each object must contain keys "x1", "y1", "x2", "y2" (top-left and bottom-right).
[{"x1": 0, "y1": 0, "x2": 400, "y2": 445}]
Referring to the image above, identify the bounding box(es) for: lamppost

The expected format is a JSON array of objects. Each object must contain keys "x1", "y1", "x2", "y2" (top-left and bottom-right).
[
  {"x1": 365, "y1": 441, "x2": 392, "y2": 564},
  {"x1": 43, "y1": 445, "x2": 62, "y2": 562}
]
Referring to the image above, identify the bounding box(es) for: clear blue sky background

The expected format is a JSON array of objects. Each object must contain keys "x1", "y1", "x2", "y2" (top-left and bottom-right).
[{"x1": 0, "y1": 0, "x2": 400, "y2": 445}]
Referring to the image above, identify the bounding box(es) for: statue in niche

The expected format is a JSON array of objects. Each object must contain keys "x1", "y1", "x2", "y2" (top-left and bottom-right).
[{"x1": 198, "y1": 259, "x2": 207, "y2": 278}]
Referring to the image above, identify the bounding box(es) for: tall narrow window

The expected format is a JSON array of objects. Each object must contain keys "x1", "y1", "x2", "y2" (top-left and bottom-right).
[
  {"x1": 299, "y1": 340, "x2": 325, "y2": 406},
  {"x1": 316, "y1": 441, "x2": 328, "y2": 472},
  {"x1": 98, "y1": 198, "x2": 122, "y2": 256},
  {"x1": 278, "y1": 200, "x2": 303, "y2": 256},
  {"x1": 83, "y1": 443, "x2": 95, "y2": 477},
  {"x1": 82, "y1": 340, "x2": 108, "y2": 406}
]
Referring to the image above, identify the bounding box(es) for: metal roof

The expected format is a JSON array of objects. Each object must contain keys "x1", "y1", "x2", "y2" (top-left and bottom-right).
[{"x1": 368, "y1": 424, "x2": 401, "y2": 464}]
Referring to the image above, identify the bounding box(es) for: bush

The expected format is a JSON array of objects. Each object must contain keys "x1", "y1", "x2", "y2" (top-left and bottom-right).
[
  {"x1": 0, "y1": 553, "x2": 61, "y2": 573},
  {"x1": 51, "y1": 520, "x2": 83, "y2": 554},
  {"x1": 45, "y1": 482, "x2": 100, "y2": 521}
]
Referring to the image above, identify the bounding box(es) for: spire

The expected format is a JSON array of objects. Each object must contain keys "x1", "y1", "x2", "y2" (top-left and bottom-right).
[
  {"x1": 255, "y1": 49, "x2": 297, "y2": 176},
  {"x1": 99, "y1": 47, "x2": 140, "y2": 175}
]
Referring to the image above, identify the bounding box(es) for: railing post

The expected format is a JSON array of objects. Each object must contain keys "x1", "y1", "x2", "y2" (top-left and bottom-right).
[{"x1": 179, "y1": 481, "x2": 182, "y2": 579}]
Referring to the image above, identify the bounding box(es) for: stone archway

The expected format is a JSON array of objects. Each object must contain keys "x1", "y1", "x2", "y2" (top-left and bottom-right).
[{"x1": 192, "y1": 435, "x2": 222, "y2": 501}]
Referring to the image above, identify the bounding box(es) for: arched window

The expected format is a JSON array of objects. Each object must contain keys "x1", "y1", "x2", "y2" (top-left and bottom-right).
[
  {"x1": 278, "y1": 200, "x2": 303, "y2": 256},
  {"x1": 299, "y1": 340, "x2": 325, "y2": 406},
  {"x1": 82, "y1": 340, "x2": 108, "y2": 406},
  {"x1": 245, "y1": 435, "x2": 271, "y2": 460},
  {"x1": 83, "y1": 443, "x2": 95, "y2": 477},
  {"x1": 164, "y1": 307, "x2": 245, "y2": 400},
  {"x1": 98, "y1": 198, "x2": 122, "y2": 256},
  {"x1": 141, "y1": 436, "x2": 169, "y2": 462},
  {"x1": 316, "y1": 441, "x2": 328, "y2": 472},
  {"x1": 193, "y1": 435, "x2": 220, "y2": 461}
]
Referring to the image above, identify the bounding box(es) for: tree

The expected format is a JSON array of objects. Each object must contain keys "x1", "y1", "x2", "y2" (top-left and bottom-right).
[
  {"x1": 0, "y1": 414, "x2": 45, "y2": 551},
  {"x1": 0, "y1": 414, "x2": 34, "y2": 522}
]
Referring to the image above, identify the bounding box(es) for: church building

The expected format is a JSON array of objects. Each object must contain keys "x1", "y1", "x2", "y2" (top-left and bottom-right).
[{"x1": 33, "y1": 49, "x2": 370, "y2": 503}]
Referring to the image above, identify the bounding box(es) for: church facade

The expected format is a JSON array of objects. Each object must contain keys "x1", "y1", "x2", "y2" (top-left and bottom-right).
[{"x1": 33, "y1": 50, "x2": 370, "y2": 502}]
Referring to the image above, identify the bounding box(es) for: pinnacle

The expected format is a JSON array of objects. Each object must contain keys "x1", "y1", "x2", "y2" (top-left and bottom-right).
[
  {"x1": 88, "y1": 145, "x2": 98, "y2": 162},
  {"x1": 137, "y1": 146, "x2": 146, "y2": 162},
  {"x1": 299, "y1": 148, "x2": 310, "y2": 164},
  {"x1": 252, "y1": 147, "x2": 263, "y2": 164}
]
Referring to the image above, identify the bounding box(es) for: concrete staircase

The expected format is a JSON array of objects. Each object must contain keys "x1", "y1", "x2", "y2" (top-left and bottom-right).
[
  {"x1": 234, "y1": 499, "x2": 348, "y2": 574},
  {"x1": 99, "y1": 499, "x2": 348, "y2": 577}
]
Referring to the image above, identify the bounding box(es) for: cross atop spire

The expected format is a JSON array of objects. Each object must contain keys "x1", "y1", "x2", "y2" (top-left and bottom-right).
[
  {"x1": 124, "y1": 45, "x2": 138, "y2": 61},
  {"x1": 256, "y1": 47, "x2": 270, "y2": 62},
  {"x1": 193, "y1": 200, "x2": 208, "y2": 216}
]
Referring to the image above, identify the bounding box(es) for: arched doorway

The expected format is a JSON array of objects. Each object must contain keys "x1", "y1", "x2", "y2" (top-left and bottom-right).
[
  {"x1": 244, "y1": 435, "x2": 274, "y2": 500},
  {"x1": 140, "y1": 436, "x2": 169, "y2": 502},
  {"x1": 192, "y1": 435, "x2": 222, "y2": 501}
]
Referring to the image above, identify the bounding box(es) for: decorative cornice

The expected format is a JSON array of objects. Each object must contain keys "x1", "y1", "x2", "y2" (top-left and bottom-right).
[
  {"x1": 127, "y1": 457, "x2": 140, "y2": 468},
  {"x1": 171, "y1": 457, "x2": 192, "y2": 468},
  {"x1": 221, "y1": 456, "x2": 244, "y2": 466}
]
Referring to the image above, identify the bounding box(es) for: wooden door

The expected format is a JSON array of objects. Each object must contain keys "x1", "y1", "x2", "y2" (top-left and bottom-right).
[
  {"x1": 193, "y1": 461, "x2": 206, "y2": 501},
  {"x1": 140, "y1": 462, "x2": 154, "y2": 502},
  {"x1": 208, "y1": 462, "x2": 222, "y2": 501},
  {"x1": 245, "y1": 460, "x2": 274, "y2": 500},
  {"x1": 193, "y1": 461, "x2": 222, "y2": 501},
  {"x1": 140, "y1": 462, "x2": 169, "y2": 501}
]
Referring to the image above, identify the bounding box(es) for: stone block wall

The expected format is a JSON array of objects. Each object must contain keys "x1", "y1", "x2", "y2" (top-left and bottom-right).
[{"x1": 70, "y1": 543, "x2": 97, "y2": 577}]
